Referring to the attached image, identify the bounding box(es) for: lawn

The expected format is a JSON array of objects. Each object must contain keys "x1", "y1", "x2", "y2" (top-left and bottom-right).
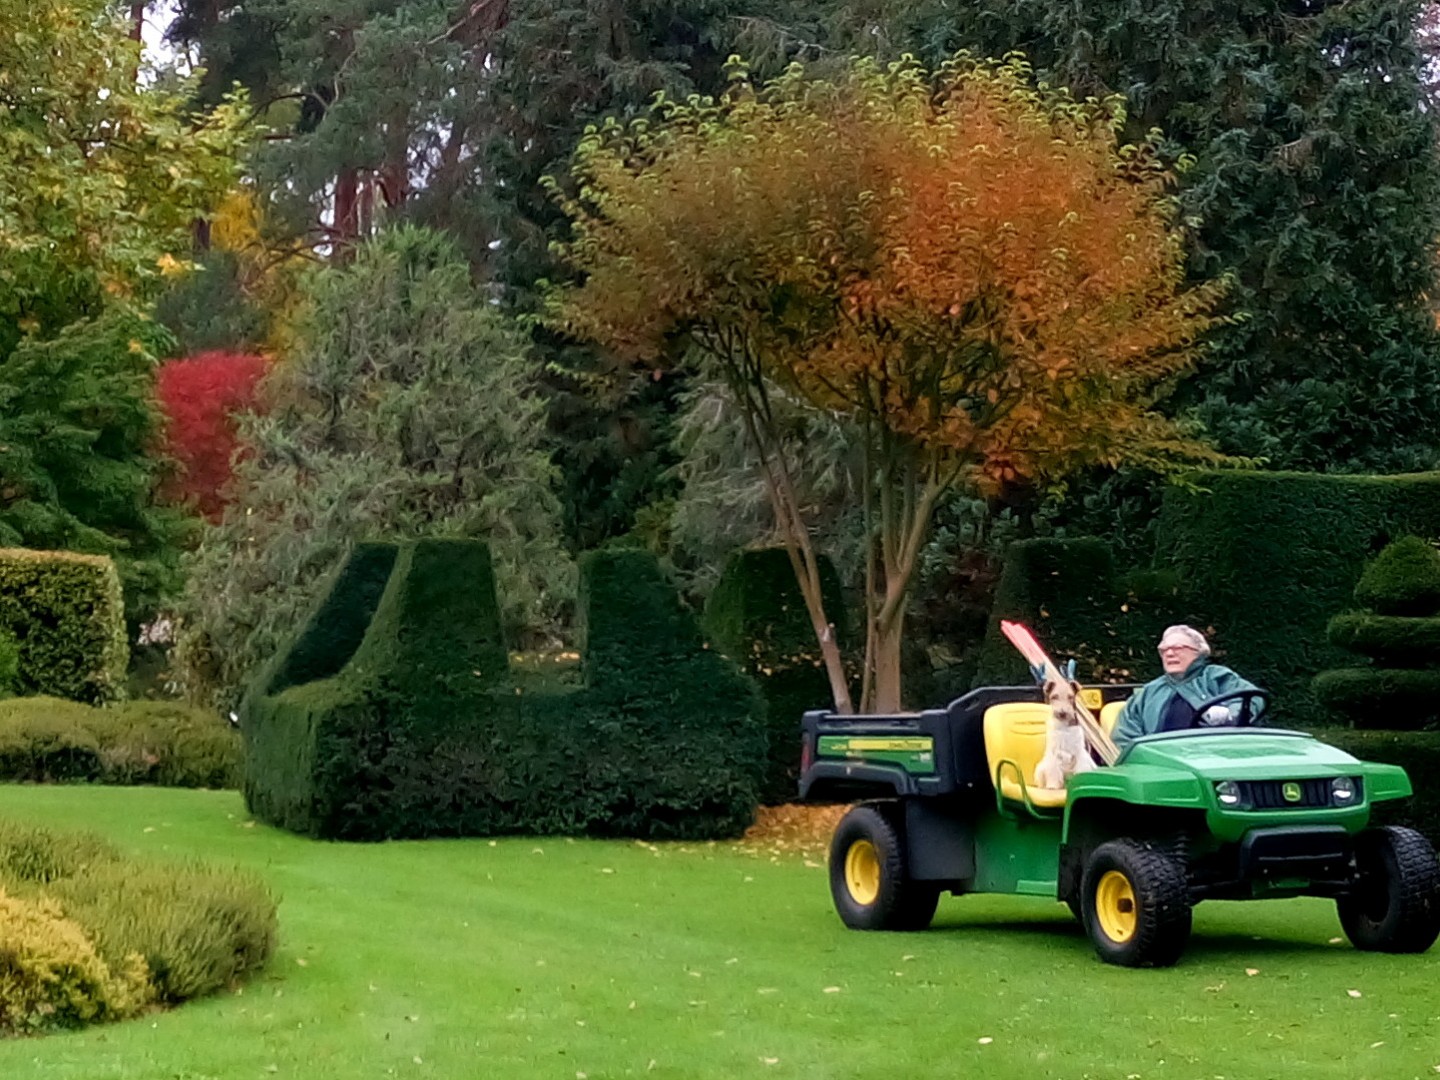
[{"x1": 1, "y1": 787, "x2": 1437, "y2": 1080}]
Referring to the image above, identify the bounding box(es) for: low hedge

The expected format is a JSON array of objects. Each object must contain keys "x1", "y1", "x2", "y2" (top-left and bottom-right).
[
  {"x1": 0, "y1": 549, "x2": 128, "y2": 705},
  {"x1": 1315, "y1": 728, "x2": 1440, "y2": 842},
  {"x1": 1156, "y1": 471, "x2": 1440, "y2": 716},
  {"x1": 244, "y1": 540, "x2": 766, "y2": 841},
  {"x1": 0, "y1": 698, "x2": 241, "y2": 788},
  {"x1": 703, "y1": 548, "x2": 849, "y2": 804},
  {"x1": 0, "y1": 820, "x2": 276, "y2": 1034}
]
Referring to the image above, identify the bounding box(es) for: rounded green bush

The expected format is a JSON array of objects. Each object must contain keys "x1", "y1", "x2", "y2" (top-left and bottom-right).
[{"x1": 1354, "y1": 536, "x2": 1440, "y2": 617}]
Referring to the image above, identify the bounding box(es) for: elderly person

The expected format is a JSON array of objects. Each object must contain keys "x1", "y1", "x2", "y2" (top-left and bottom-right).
[{"x1": 1112, "y1": 625, "x2": 1260, "y2": 752}]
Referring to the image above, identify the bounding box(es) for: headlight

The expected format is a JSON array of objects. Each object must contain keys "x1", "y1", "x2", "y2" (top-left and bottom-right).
[
  {"x1": 1331, "y1": 776, "x2": 1357, "y2": 804},
  {"x1": 1215, "y1": 780, "x2": 1242, "y2": 807}
]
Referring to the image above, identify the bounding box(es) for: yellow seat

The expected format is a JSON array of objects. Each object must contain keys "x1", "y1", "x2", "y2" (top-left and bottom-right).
[
  {"x1": 982, "y1": 703, "x2": 1068, "y2": 810},
  {"x1": 1099, "y1": 700, "x2": 1125, "y2": 737}
]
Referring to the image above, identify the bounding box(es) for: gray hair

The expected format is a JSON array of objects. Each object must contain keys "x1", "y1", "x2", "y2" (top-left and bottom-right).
[{"x1": 1158, "y1": 624, "x2": 1210, "y2": 656}]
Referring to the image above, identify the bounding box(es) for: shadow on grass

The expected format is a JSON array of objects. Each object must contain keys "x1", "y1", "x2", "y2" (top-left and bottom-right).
[{"x1": 928, "y1": 909, "x2": 1352, "y2": 962}]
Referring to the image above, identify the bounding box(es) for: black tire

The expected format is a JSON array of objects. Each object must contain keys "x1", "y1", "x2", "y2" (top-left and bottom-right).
[
  {"x1": 1338, "y1": 826, "x2": 1440, "y2": 954},
  {"x1": 828, "y1": 805, "x2": 940, "y2": 931},
  {"x1": 1081, "y1": 839, "x2": 1192, "y2": 967}
]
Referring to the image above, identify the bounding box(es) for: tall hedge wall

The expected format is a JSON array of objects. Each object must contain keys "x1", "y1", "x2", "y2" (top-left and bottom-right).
[
  {"x1": 703, "y1": 548, "x2": 848, "y2": 804},
  {"x1": 243, "y1": 540, "x2": 765, "y2": 841},
  {"x1": 0, "y1": 549, "x2": 127, "y2": 704},
  {"x1": 974, "y1": 538, "x2": 1182, "y2": 687},
  {"x1": 1157, "y1": 472, "x2": 1440, "y2": 717}
]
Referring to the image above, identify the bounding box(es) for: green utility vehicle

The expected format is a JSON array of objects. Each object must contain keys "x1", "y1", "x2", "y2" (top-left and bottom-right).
[{"x1": 799, "y1": 685, "x2": 1440, "y2": 966}]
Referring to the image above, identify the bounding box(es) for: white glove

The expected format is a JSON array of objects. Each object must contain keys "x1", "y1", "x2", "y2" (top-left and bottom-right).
[{"x1": 1200, "y1": 705, "x2": 1234, "y2": 726}]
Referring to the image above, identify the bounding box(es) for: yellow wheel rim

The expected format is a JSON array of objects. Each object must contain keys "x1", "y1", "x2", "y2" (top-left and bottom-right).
[
  {"x1": 1095, "y1": 870, "x2": 1138, "y2": 944},
  {"x1": 845, "y1": 839, "x2": 881, "y2": 906}
]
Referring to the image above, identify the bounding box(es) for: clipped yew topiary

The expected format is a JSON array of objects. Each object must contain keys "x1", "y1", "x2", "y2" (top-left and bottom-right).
[
  {"x1": 703, "y1": 548, "x2": 849, "y2": 804},
  {"x1": 243, "y1": 539, "x2": 765, "y2": 841},
  {"x1": 1314, "y1": 537, "x2": 1440, "y2": 728},
  {"x1": 0, "y1": 549, "x2": 127, "y2": 704}
]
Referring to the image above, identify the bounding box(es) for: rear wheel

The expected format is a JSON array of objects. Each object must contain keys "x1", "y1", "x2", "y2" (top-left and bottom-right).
[
  {"x1": 1081, "y1": 839, "x2": 1192, "y2": 967},
  {"x1": 829, "y1": 805, "x2": 939, "y2": 931},
  {"x1": 1338, "y1": 826, "x2": 1440, "y2": 953}
]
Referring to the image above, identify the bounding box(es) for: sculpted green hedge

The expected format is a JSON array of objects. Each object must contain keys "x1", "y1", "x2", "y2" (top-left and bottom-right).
[{"x1": 243, "y1": 540, "x2": 766, "y2": 841}]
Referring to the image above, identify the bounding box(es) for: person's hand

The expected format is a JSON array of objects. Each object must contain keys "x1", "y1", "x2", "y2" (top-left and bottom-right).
[{"x1": 1200, "y1": 705, "x2": 1234, "y2": 726}]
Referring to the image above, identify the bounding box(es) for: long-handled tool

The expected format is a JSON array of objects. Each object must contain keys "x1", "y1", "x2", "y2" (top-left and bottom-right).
[{"x1": 1000, "y1": 620, "x2": 1119, "y2": 765}]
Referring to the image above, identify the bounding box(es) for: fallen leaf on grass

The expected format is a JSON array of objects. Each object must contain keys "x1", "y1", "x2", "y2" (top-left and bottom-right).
[
  {"x1": 1370, "y1": 1042, "x2": 1385, "y2": 1049},
  {"x1": 295, "y1": 958, "x2": 308, "y2": 967},
  {"x1": 978, "y1": 1037, "x2": 993, "y2": 1045},
  {"x1": 1328, "y1": 937, "x2": 1343, "y2": 944},
  {"x1": 760, "y1": 1057, "x2": 779, "y2": 1066},
  {"x1": 1348, "y1": 990, "x2": 1363, "y2": 998},
  {"x1": 823, "y1": 987, "x2": 840, "y2": 994},
  {"x1": 1245, "y1": 968, "x2": 1259, "y2": 977}
]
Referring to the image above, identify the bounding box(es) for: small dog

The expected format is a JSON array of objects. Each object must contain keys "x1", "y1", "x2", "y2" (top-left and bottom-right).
[{"x1": 1034, "y1": 675, "x2": 1095, "y2": 790}]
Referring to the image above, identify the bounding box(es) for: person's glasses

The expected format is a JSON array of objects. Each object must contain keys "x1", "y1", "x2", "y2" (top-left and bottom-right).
[{"x1": 1157, "y1": 645, "x2": 1195, "y2": 655}]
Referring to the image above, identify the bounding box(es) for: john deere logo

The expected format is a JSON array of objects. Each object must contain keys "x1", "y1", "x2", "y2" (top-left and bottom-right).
[{"x1": 1282, "y1": 782, "x2": 1303, "y2": 804}]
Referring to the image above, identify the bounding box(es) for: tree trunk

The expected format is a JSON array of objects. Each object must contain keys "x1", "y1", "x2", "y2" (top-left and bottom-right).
[
  {"x1": 871, "y1": 606, "x2": 906, "y2": 713},
  {"x1": 129, "y1": 1, "x2": 145, "y2": 41}
]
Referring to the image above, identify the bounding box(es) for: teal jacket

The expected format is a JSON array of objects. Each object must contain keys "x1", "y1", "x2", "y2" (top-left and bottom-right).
[{"x1": 1113, "y1": 658, "x2": 1259, "y2": 752}]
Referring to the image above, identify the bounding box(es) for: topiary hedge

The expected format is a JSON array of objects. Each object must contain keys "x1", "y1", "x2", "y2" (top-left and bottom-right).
[
  {"x1": 703, "y1": 547, "x2": 849, "y2": 804},
  {"x1": 243, "y1": 539, "x2": 766, "y2": 841},
  {"x1": 1156, "y1": 471, "x2": 1440, "y2": 717},
  {"x1": 0, "y1": 820, "x2": 276, "y2": 1035},
  {"x1": 0, "y1": 698, "x2": 241, "y2": 787},
  {"x1": 0, "y1": 549, "x2": 128, "y2": 705},
  {"x1": 1313, "y1": 537, "x2": 1440, "y2": 728}
]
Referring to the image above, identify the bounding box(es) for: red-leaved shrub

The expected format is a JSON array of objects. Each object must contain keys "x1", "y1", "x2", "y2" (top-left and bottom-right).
[{"x1": 156, "y1": 351, "x2": 267, "y2": 520}]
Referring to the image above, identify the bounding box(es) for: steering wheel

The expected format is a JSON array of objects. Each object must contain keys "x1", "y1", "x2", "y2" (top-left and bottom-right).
[{"x1": 1190, "y1": 688, "x2": 1271, "y2": 728}]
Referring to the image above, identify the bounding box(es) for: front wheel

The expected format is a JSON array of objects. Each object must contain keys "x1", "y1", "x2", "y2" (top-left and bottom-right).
[
  {"x1": 1081, "y1": 839, "x2": 1192, "y2": 967},
  {"x1": 1338, "y1": 826, "x2": 1440, "y2": 953},
  {"x1": 828, "y1": 805, "x2": 939, "y2": 931}
]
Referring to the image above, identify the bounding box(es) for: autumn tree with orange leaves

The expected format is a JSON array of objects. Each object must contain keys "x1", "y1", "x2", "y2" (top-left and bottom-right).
[{"x1": 547, "y1": 53, "x2": 1233, "y2": 714}]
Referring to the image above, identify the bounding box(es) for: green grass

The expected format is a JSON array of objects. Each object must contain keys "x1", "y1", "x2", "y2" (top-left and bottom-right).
[{"x1": 2, "y1": 787, "x2": 1439, "y2": 1079}]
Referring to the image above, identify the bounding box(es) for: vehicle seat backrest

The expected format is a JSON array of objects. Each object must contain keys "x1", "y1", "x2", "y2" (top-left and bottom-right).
[
  {"x1": 982, "y1": 703, "x2": 1067, "y2": 809},
  {"x1": 1099, "y1": 700, "x2": 1125, "y2": 737}
]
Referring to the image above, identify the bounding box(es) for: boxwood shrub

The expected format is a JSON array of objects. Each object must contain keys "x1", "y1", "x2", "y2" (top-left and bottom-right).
[
  {"x1": 0, "y1": 549, "x2": 128, "y2": 705},
  {"x1": 0, "y1": 697, "x2": 241, "y2": 787},
  {"x1": 243, "y1": 539, "x2": 766, "y2": 841}
]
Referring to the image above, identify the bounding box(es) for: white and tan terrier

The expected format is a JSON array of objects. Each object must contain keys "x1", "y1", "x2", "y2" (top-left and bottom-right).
[{"x1": 1035, "y1": 671, "x2": 1095, "y2": 791}]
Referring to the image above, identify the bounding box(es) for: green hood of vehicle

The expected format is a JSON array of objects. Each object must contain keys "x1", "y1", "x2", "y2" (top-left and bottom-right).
[{"x1": 1121, "y1": 730, "x2": 1362, "y2": 780}]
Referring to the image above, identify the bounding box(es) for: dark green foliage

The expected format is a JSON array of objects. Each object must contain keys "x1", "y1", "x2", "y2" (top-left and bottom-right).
[
  {"x1": 0, "y1": 549, "x2": 127, "y2": 705},
  {"x1": 1328, "y1": 614, "x2": 1440, "y2": 665},
  {"x1": 1315, "y1": 535, "x2": 1440, "y2": 727},
  {"x1": 1312, "y1": 670, "x2": 1440, "y2": 729},
  {"x1": 974, "y1": 538, "x2": 1182, "y2": 687},
  {"x1": 1354, "y1": 536, "x2": 1440, "y2": 617},
  {"x1": 0, "y1": 631, "x2": 17, "y2": 699},
  {"x1": 703, "y1": 548, "x2": 849, "y2": 803},
  {"x1": 1157, "y1": 472, "x2": 1440, "y2": 716},
  {"x1": 895, "y1": 0, "x2": 1440, "y2": 472},
  {"x1": 0, "y1": 311, "x2": 188, "y2": 625},
  {"x1": 0, "y1": 697, "x2": 242, "y2": 788},
  {"x1": 1315, "y1": 728, "x2": 1440, "y2": 842},
  {"x1": 153, "y1": 251, "x2": 270, "y2": 356},
  {"x1": 244, "y1": 539, "x2": 765, "y2": 841}
]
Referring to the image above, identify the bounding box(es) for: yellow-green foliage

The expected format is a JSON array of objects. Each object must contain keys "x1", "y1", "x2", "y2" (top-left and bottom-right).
[
  {"x1": 0, "y1": 889, "x2": 152, "y2": 1034},
  {"x1": 0, "y1": 698, "x2": 241, "y2": 788},
  {"x1": 0, "y1": 549, "x2": 127, "y2": 705},
  {"x1": 0, "y1": 822, "x2": 275, "y2": 1035}
]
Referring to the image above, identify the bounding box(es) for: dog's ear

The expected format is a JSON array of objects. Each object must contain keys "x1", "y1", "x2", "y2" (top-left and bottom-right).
[{"x1": 1069, "y1": 679, "x2": 1082, "y2": 695}]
